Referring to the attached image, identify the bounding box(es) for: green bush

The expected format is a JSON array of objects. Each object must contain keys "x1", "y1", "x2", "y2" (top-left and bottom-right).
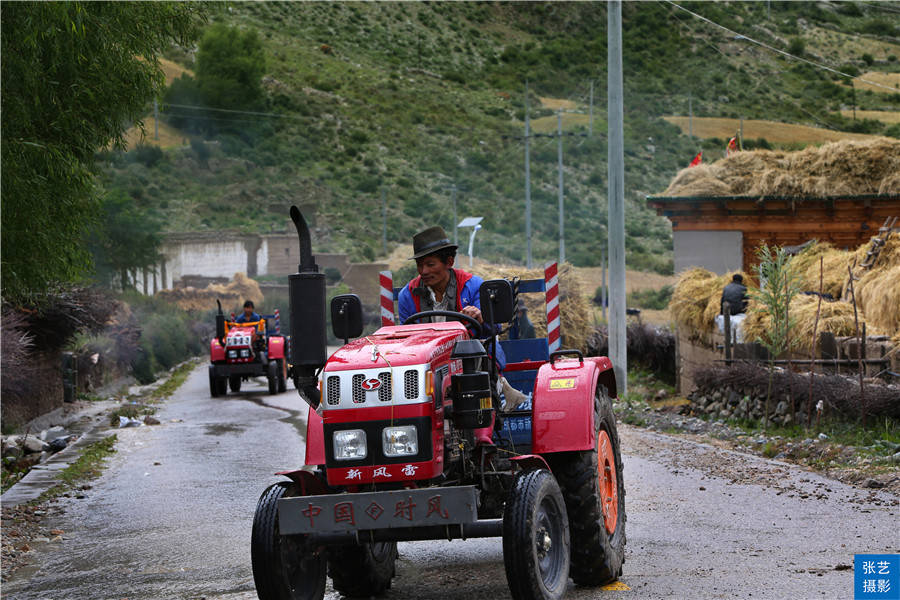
[{"x1": 626, "y1": 285, "x2": 673, "y2": 310}]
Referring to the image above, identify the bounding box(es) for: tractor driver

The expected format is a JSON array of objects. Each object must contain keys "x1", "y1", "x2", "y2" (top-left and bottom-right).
[
  {"x1": 235, "y1": 300, "x2": 261, "y2": 323},
  {"x1": 398, "y1": 226, "x2": 505, "y2": 371}
]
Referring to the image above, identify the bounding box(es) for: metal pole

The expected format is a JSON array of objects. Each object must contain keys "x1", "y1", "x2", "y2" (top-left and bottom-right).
[
  {"x1": 154, "y1": 99, "x2": 159, "y2": 140},
  {"x1": 525, "y1": 82, "x2": 533, "y2": 269},
  {"x1": 381, "y1": 188, "x2": 387, "y2": 255},
  {"x1": 557, "y1": 110, "x2": 565, "y2": 265},
  {"x1": 688, "y1": 94, "x2": 693, "y2": 140},
  {"x1": 589, "y1": 80, "x2": 594, "y2": 136},
  {"x1": 608, "y1": 0, "x2": 627, "y2": 395},
  {"x1": 601, "y1": 248, "x2": 607, "y2": 322},
  {"x1": 451, "y1": 185, "x2": 458, "y2": 245}
]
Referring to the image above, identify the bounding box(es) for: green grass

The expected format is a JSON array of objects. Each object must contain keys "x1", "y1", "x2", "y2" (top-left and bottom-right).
[{"x1": 37, "y1": 435, "x2": 117, "y2": 502}]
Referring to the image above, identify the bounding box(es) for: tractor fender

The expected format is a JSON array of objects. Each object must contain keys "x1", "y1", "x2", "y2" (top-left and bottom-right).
[
  {"x1": 305, "y1": 406, "x2": 326, "y2": 466},
  {"x1": 275, "y1": 469, "x2": 330, "y2": 496},
  {"x1": 531, "y1": 356, "x2": 616, "y2": 454},
  {"x1": 210, "y1": 338, "x2": 225, "y2": 362},
  {"x1": 509, "y1": 454, "x2": 551, "y2": 472},
  {"x1": 267, "y1": 336, "x2": 286, "y2": 360}
]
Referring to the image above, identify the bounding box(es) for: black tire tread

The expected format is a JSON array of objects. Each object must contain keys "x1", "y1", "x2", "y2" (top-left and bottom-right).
[
  {"x1": 328, "y1": 542, "x2": 398, "y2": 597},
  {"x1": 549, "y1": 387, "x2": 626, "y2": 586},
  {"x1": 503, "y1": 469, "x2": 570, "y2": 600},
  {"x1": 252, "y1": 482, "x2": 289, "y2": 600}
]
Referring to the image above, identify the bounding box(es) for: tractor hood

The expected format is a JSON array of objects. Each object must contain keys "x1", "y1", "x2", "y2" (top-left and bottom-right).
[{"x1": 326, "y1": 322, "x2": 468, "y2": 370}]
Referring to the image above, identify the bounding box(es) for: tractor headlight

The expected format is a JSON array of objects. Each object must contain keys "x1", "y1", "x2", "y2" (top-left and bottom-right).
[
  {"x1": 333, "y1": 429, "x2": 367, "y2": 460},
  {"x1": 227, "y1": 350, "x2": 237, "y2": 359},
  {"x1": 240, "y1": 349, "x2": 251, "y2": 358},
  {"x1": 382, "y1": 425, "x2": 418, "y2": 457}
]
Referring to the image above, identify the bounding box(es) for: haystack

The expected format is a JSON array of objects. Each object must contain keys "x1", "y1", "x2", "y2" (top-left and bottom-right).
[
  {"x1": 670, "y1": 268, "x2": 744, "y2": 338},
  {"x1": 471, "y1": 263, "x2": 592, "y2": 353},
  {"x1": 741, "y1": 295, "x2": 861, "y2": 353},
  {"x1": 791, "y1": 242, "x2": 854, "y2": 299},
  {"x1": 157, "y1": 272, "x2": 264, "y2": 313},
  {"x1": 662, "y1": 138, "x2": 900, "y2": 197}
]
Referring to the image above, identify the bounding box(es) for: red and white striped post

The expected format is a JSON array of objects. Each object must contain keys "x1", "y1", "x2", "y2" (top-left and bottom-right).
[
  {"x1": 544, "y1": 262, "x2": 561, "y2": 351},
  {"x1": 379, "y1": 270, "x2": 395, "y2": 327},
  {"x1": 274, "y1": 308, "x2": 280, "y2": 334}
]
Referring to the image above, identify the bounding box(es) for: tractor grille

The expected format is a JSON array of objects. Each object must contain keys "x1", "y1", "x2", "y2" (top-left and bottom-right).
[
  {"x1": 378, "y1": 372, "x2": 392, "y2": 402},
  {"x1": 352, "y1": 374, "x2": 366, "y2": 404},
  {"x1": 326, "y1": 376, "x2": 341, "y2": 405},
  {"x1": 404, "y1": 370, "x2": 419, "y2": 399}
]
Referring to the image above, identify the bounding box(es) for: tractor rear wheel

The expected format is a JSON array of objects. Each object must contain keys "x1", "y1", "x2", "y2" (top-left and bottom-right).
[
  {"x1": 229, "y1": 375, "x2": 242, "y2": 392},
  {"x1": 503, "y1": 469, "x2": 570, "y2": 600},
  {"x1": 549, "y1": 385, "x2": 626, "y2": 586},
  {"x1": 216, "y1": 376, "x2": 227, "y2": 397},
  {"x1": 209, "y1": 366, "x2": 219, "y2": 397},
  {"x1": 251, "y1": 481, "x2": 326, "y2": 600},
  {"x1": 267, "y1": 361, "x2": 278, "y2": 395},
  {"x1": 328, "y1": 542, "x2": 398, "y2": 597},
  {"x1": 276, "y1": 359, "x2": 287, "y2": 393}
]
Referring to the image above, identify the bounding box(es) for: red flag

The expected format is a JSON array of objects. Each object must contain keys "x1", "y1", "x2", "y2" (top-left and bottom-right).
[
  {"x1": 726, "y1": 136, "x2": 738, "y2": 156},
  {"x1": 688, "y1": 151, "x2": 702, "y2": 168}
]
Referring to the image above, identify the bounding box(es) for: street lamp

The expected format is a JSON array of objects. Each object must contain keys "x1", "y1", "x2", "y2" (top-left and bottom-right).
[{"x1": 458, "y1": 217, "x2": 483, "y2": 267}]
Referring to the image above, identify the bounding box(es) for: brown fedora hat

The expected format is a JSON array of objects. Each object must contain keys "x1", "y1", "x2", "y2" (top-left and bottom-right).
[{"x1": 410, "y1": 226, "x2": 458, "y2": 259}]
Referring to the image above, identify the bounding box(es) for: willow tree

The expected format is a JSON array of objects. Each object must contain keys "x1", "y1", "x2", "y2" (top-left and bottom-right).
[{"x1": 1, "y1": 2, "x2": 204, "y2": 302}]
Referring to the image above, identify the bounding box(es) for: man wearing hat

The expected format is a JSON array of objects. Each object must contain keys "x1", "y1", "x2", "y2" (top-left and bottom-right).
[{"x1": 398, "y1": 226, "x2": 505, "y2": 370}]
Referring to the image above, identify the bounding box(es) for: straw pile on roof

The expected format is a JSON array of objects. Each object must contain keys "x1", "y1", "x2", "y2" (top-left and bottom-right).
[
  {"x1": 662, "y1": 138, "x2": 900, "y2": 197},
  {"x1": 472, "y1": 262, "x2": 592, "y2": 353},
  {"x1": 156, "y1": 272, "x2": 264, "y2": 312}
]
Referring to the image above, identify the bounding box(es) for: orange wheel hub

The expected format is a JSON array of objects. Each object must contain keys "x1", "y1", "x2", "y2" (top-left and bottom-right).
[{"x1": 597, "y1": 430, "x2": 618, "y2": 534}]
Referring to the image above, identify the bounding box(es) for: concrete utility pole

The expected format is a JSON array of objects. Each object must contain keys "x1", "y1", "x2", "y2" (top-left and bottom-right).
[
  {"x1": 608, "y1": 0, "x2": 627, "y2": 395},
  {"x1": 688, "y1": 94, "x2": 693, "y2": 140},
  {"x1": 739, "y1": 116, "x2": 744, "y2": 150},
  {"x1": 589, "y1": 80, "x2": 594, "y2": 136},
  {"x1": 381, "y1": 188, "x2": 387, "y2": 255},
  {"x1": 601, "y1": 248, "x2": 607, "y2": 322},
  {"x1": 557, "y1": 110, "x2": 565, "y2": 265},
  {"x1": 525, "y1": 82, "x2": 533, "y2": 269},
  {"x1": 154, "y1": 99, "x2": 159, "y2": 140}
]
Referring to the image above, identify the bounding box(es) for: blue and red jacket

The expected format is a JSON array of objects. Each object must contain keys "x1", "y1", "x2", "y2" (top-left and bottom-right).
[{"x1": 398, "y1": 269, "x2": 505, "y2": 370}]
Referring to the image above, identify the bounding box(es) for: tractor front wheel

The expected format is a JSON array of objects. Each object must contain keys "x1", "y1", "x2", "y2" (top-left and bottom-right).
[
  {"x1": 503, "y1": 469, "x2": 570, "y2": 600},
  {"x1": 251, "y1": 482, "x2": 326, "y2": 600},
  {"x1": 276, "y1": 359, "x2": 287, "y2": 393},
  {"x1": 549, "y1": 385, "x2": 626, "y2": 586},
  {"x1": 328, "y1": 542, "x2": 398, "y2": 597},
  {"x1": 267, "y1": 361, "x2": 278, "y2": 395},
  {"x1": 209, "y1": 366, "x2": 219, "y2": 397},
  {"x1": 229, "y1": 375, "x2": 242, "y2": 393}
]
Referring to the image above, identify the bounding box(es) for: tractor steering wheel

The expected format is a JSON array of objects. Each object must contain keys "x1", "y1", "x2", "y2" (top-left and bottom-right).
[{"x1": 402, "y1": 310, "x2": 488, "y2": 337}]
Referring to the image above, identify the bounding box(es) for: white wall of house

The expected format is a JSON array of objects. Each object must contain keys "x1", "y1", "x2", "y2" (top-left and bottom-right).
[{"x1": 673, "y1": 230, "x2": 743, "y2": 275}]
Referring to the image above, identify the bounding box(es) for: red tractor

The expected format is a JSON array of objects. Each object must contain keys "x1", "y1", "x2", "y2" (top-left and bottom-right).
[
  {"x1": 251, "y1": 208, "x2": 625, "y2": 600},
  {"x1": 209, "y1": 301, "x2": 287, "y2": 396}
]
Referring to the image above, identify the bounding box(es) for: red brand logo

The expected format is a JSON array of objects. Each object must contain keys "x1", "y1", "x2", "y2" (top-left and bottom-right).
[{"x1": 361, "y1": 378, "x2": 381, "y2": 391}]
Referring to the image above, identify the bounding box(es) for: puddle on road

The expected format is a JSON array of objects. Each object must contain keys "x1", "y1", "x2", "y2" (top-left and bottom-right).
[{"x1": 204, "y1": 423, "x2": 246, "y2": 436}]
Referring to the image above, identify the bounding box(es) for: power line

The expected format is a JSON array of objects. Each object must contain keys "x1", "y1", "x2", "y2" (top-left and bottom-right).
[
  {"x1": 663, "y1": 0, "x2": 899, "y2": 93},
  {"x1": 163, "y1": 103, "x2": 316, "y2": 120}
]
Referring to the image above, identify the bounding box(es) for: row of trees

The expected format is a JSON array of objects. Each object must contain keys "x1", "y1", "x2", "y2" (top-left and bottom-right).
[
  {"x1": 1, "y1": 3, "x2": 204, "y2": 302},
  {"x1": 2, "y1": 4, "x2": 269, "y2": 303}
]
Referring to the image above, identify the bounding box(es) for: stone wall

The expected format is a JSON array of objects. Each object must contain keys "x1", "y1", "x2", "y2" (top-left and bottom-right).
[
  {"x1": 342, "y1": 262, "x2": 389, "y2": 308},
  {"x1": 689, "y1": 384, "x2": 805, "y2": 427}
]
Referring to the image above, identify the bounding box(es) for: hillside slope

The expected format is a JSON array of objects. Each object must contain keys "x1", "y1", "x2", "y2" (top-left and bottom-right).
[{"x1": 98, "y1": 2, "x2": 900, "y2": 273}]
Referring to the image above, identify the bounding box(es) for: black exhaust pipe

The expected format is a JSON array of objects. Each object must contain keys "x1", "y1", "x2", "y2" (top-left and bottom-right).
[{"x1": 288, "y1": 206, "x2": 327, "y2": 410}]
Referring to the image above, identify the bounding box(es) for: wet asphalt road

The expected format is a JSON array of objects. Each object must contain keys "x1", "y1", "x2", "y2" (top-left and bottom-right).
[{"x1": 4, "y1": 363, "x2": 898, "y2": 600}]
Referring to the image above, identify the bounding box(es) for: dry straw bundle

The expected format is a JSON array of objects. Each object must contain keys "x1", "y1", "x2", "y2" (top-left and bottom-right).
[
  {"x1": 741, "y1": 295, "x2": 861, "y2": 353},
  {"x1": 471, "y1": 263, "x2": 592, "y2": 353},
  {"x1": 661, "y1": 138, "x2": 900, "y2": 197},
  {"x1": 791, "y1": 242, "x2": 854, "y2": 299},
  {"x1": 157, "y1": 272, "x2": 264, "y2": 313},
  {"x1": 670, "y1": 268, "x2": 745, "y2": 338}
]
